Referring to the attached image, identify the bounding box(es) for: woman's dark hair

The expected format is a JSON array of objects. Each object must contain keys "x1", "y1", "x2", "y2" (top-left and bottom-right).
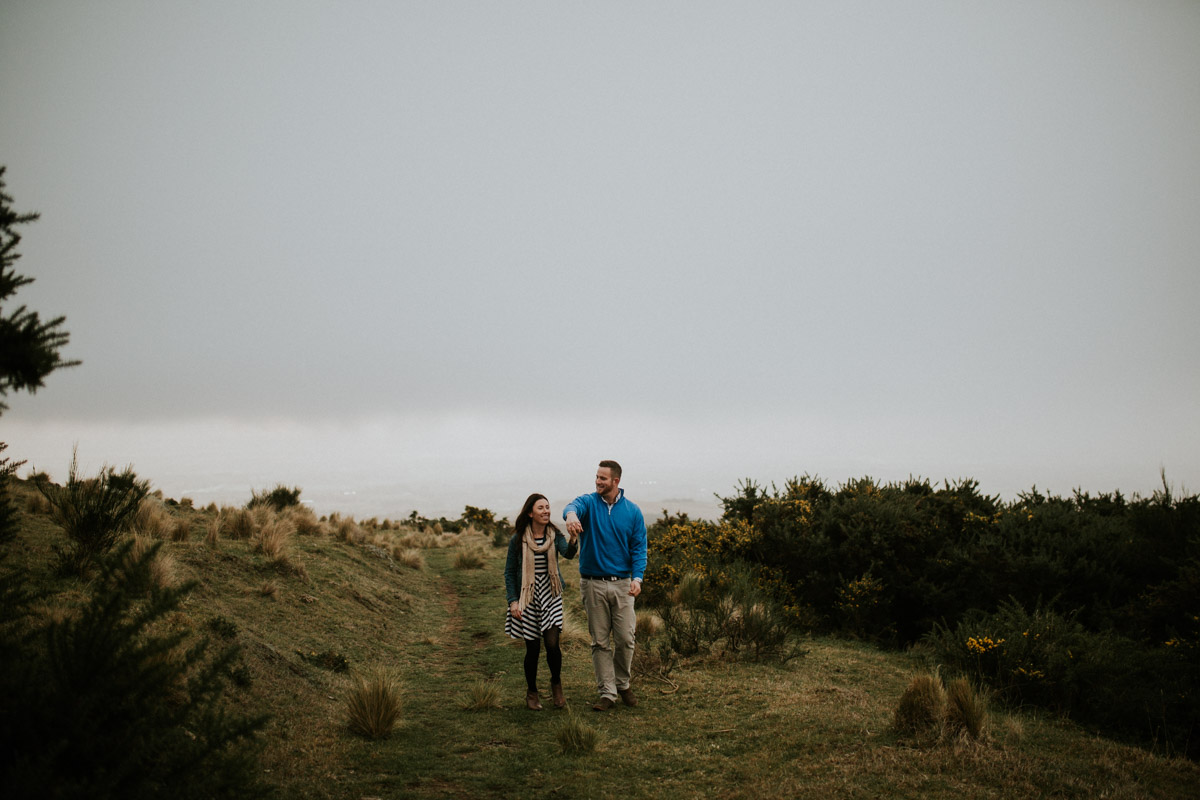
[{"x1": 514, "y1": 493, "x2": 561, "y2": 537}]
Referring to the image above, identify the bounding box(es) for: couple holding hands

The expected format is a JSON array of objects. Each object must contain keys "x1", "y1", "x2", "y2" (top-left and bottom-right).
[{"x1": 503, "y1": 460, "x2": 648, "y2": 712}]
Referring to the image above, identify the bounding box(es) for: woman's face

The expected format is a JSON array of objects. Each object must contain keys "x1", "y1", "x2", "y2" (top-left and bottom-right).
[{"x1": 530, "y1": 497, "x2": 551, "y2": 526}]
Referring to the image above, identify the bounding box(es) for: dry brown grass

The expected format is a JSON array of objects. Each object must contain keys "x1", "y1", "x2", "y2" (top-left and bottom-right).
[{"x1": 259, "y1": 580, "x2": 279, "y2": 599}]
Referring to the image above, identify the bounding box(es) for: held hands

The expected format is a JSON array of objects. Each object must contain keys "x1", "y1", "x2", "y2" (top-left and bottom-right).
[{"x1": 565, "y1": 512, "x2": 583, "y2": 538}]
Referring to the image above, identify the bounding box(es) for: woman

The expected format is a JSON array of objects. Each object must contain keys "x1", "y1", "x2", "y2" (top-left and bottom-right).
[{"x1": 504, "y1": 493, "x2": 578, "y2": 710}]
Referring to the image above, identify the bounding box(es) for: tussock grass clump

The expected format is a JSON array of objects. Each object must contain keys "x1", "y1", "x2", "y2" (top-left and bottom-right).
[
  {"x1": 894, "y1": 671, "x2": 989, "y2": 744},
  {"x1": 346, "y1": 668, "x2": 403, "y2": 739},
  {"x1": 396, "y1": 530, "x2": 440, "y2": 549},
  {"x1": 25, "y1": 490, "x2": 51, "y2": 515},
  {"x1": 452, "y1": 546, "x2": 487, "y2": 570},
  {"x1": 636, "y1": 609, "x2": 663, "y2": 640},
  {"x1": 560, "y1": 604, "x2": 589, "y2": 648},
  {"x1": 204, "y1": 516, "x2": 221, "y2": 548},
  {"x1": 894, "y1": 671, "x2": 948, "y2": 737},
  {"x1": 132, "y1": 497, "x2": 174, "y2": 538},
  {"x1": 393, "y1": 547, "x2": 425, "y2": 570},
  {"x1": 169, "y1": 516, "x2": 191, "y2": 542},
  {"x1": 944, "y1": 677, "x2": 989, "y2": 742},
  {"x1": 556, "y1": 710, "x2": 599, "y2": 755},
  {"x1": 460, "y1": 679, "x2": 503, "y2": 711},
  {"x1": 253, "y1": 517, "x2": 295, "y2": 562},
  {"x1": 259, "y1": 580, "x2": 279, "y2": 599},
  {"x1": 128, "y1": 534, "x2": 179, "y2": 591},
  {"x1": 335, "y1": 516, "x2": 363, "y2": 543},
  {"x1": 287, "y1": 505, "x2": 323, "y2": 536},
  {"x1": 222, "y1": 506, "x2": 256, "y2": 540}
]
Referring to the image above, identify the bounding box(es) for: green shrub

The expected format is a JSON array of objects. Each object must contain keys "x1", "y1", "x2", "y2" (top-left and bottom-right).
[
  {"x1": 656, "y1": 566, "x2": 799, "y2": 662},
  {"x1": 36, "y1": 451, "x2": 150, "y2": 575},
  {"x1": 0, "y1": 541, "x2": 268, "y2": 798}
]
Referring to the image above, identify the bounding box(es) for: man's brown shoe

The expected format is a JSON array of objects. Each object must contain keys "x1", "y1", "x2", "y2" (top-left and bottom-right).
[
  {"x1": 618, "y1": 687, "x2": 638, "y2": 707},
  {"x1": 526, "y1": 691, "x2": 543, "y2": 711},
  {"x1": 592, "y1": 697, "x2": 615, "y2": 712},
  {"x1": 551, "y1": 682, "x2": 566, "y2": 709}
]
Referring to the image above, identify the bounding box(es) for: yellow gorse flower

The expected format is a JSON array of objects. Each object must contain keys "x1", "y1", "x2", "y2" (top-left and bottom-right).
[{"x1": 965, "y1": 635, "x2": 1005, "y2": 654}]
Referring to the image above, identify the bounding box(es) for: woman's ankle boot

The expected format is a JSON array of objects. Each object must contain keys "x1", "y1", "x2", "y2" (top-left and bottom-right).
[
  {"x1": 551, "y1": 682, "x2": 566, "y2": 708},
  {"x1": 526, "y1": 691, "x2": 543, "y2": 711}
]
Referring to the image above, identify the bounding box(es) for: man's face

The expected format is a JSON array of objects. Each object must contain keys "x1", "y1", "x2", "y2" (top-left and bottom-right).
[{"x1": 595, "y1": 467, "x2": 618, "y2": 498}]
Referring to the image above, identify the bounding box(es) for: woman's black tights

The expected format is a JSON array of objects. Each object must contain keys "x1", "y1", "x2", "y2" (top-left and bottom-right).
[{"x1": 523, "y1": 629, "x2": 562, "y2": 693}]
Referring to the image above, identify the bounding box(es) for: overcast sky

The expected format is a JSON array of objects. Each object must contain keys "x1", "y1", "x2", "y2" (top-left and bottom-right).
[{"x1": 2, "y1": 1, "x2": 1198, "y2": 517}]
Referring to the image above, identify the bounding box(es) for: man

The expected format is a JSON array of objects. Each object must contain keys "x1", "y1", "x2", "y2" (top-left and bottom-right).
[{"x1": 564, "y1": 460, "x2": 648, "y2": 711}]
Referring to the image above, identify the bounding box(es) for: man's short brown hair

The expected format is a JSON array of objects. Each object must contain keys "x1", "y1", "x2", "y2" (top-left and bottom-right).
[{"x1": 598, "y1": 460, "x2": 622, "y2": 480}]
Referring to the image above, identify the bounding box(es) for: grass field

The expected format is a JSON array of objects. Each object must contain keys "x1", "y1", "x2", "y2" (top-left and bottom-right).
[{"x1": 7, "y1": 486, "x2": 1199, "y2": 799}]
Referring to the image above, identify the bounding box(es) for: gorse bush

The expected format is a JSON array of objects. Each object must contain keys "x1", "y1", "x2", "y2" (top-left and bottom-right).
[
  {"x1": 36, "y1": 451, "x2": 151, "y2": 575},
  {"x1": 925, "y1": 598, "x2": 1198, "y2": 754},
  {"x1": 0, "y1": 540, "x2": 268, "y2": 798}
]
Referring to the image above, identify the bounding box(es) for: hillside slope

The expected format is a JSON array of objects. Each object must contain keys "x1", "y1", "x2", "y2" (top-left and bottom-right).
[{"x1": 4, "y1": 486, "x2": 1198, "y2": 799}]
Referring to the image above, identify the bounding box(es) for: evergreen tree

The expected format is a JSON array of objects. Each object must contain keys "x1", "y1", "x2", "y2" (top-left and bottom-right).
[
  {"x1": 0, "y1": 165, "x2": 79, "y2": 414},
  {"x1": 0, "y1": 165, "x2": 79, "y2": 543}
]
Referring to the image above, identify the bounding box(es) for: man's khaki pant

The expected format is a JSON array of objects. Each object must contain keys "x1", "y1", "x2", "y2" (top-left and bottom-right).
[{"x1": 580, "y1": 577, "x2": 636, "y2": 701}]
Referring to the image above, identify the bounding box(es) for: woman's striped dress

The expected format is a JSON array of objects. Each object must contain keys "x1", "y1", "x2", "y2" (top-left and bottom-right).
[{"x1": 505, "y1": 536, "x2": 564, "y2": 640}]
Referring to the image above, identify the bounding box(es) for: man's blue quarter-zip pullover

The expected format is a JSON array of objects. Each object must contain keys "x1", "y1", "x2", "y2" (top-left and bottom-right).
[{"x1": 563, "y1": 489, "x2": 647, "y2": 580}]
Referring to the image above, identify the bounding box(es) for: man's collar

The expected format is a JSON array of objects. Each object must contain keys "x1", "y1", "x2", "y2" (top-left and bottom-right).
[{"x1": 600, "y1": 488, "x2": 623, "y2": 505}]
